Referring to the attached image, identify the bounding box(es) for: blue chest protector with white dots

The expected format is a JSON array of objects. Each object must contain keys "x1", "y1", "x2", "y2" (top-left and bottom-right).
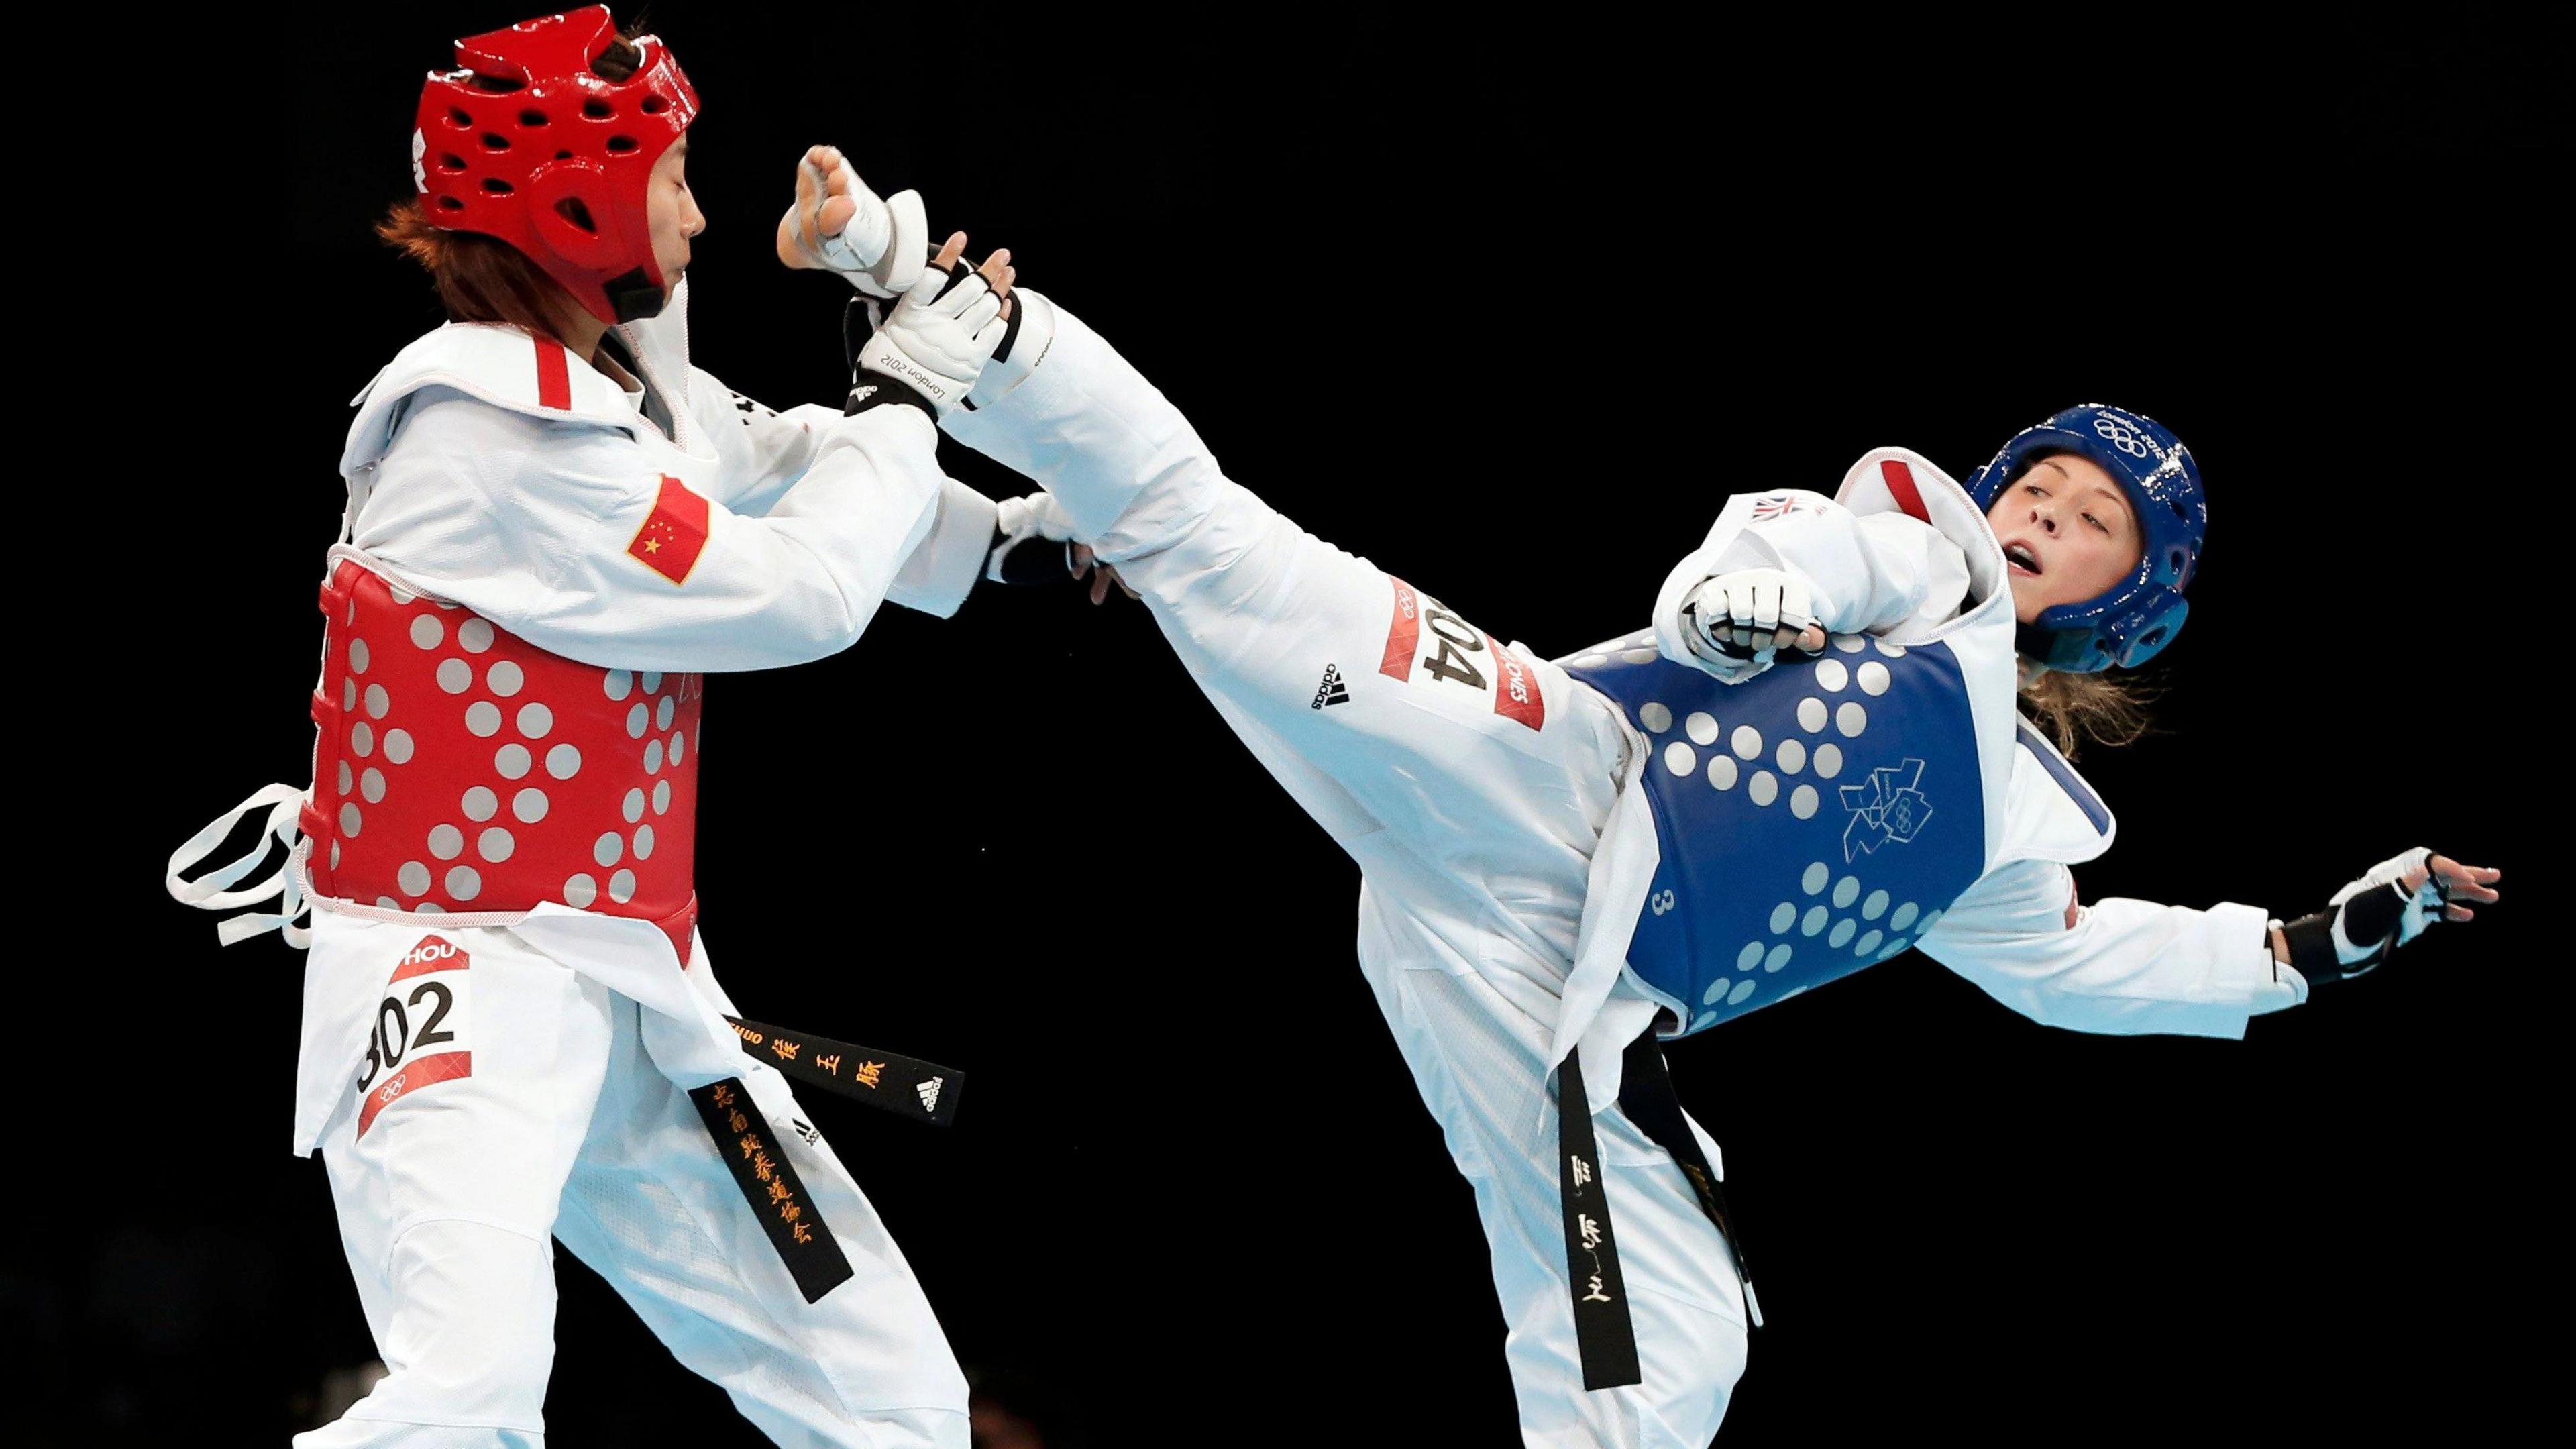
[{"x1": 1564, "y1": 637, "x2": 1988, "y2": 1036}]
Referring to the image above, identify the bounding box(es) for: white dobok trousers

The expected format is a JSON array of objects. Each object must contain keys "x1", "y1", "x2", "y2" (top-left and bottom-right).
[{"x1": 293, "y1": 911, "x2": 969, "y2": 1449}]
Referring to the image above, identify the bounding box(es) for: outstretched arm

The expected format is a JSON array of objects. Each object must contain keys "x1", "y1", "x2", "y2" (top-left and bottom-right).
[{"x1": 1918, "y1": 849, "x2": 2500, "y2": 1038}]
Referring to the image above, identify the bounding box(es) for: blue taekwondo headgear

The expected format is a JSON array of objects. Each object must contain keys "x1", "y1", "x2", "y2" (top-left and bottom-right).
[{"x1": 1965, "y1": 403, "x2": 2206, "y2": 673}]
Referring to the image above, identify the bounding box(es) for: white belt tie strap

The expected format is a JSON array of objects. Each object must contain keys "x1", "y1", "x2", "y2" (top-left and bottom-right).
[{"x1": 165, "y1": 782, "x2": 313, "y2": 948}]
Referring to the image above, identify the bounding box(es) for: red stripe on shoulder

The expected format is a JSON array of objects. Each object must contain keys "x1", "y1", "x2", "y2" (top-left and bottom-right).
[
  {"x1": 534, "y1": 337, "x2": 572, "y2": 411},
  {"x1": 1880, "y1": 458, "x2": 1930, "y2": 523},
  {"x1": 1483, "y1": 632, "x2": 1546, "y2": 731},
  {"x1": 1379, "y1": 577, "x2": 1422, "y2": 680}
]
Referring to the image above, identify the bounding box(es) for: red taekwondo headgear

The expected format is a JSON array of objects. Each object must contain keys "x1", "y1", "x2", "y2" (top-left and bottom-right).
[{"x1": 411, "y1": 7, "x2": 700, "y2": 324}]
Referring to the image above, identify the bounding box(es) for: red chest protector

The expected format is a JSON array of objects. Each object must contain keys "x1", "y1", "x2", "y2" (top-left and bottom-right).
[{"x1": 301, "y1": 557, "x2": 704, "y2": 959}]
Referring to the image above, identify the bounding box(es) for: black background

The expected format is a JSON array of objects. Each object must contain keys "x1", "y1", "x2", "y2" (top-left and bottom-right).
[{"x1": 38, "y1": 7, "x2": 2554, "y2": 1445}]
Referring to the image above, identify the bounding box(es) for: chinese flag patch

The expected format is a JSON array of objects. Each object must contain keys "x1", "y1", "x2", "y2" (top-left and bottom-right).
[{"x1": 629, "y1": 475, "x2": 710, "y2": 584}]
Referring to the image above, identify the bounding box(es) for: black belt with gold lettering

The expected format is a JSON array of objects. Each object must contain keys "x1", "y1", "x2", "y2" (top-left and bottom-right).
[
  {"x1": 1556, "y1": 1028, "x2": 1762, "y2": 1391},
  {"x1": 723, "y1": 1015, "x2": 965, "y2": 1127},
  {"x1": 687, "y1": 1017, "x2": 968, "y2": 1303}
]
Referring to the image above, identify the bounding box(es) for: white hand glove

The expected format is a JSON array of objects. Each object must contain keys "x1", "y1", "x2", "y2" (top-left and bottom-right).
[
  {"x1": 779, "y1": 150, "x2": 928, "y2": 299},
  {"x1": 2274, "y1": 845, "x2": 2485, "y2": 990},
  {"x1": 2323, "y1": 847, "x2": 2449, "y2": 967},
  {"x1": 855, "y1": 264, "x2": 1007, "y2": 416},
  {"x1": 1680, "y1": 568, "x2": 1819, "y2": 680},
  {"x1": 987, "y1": 493, "x2": 1081, "y2": 584}
]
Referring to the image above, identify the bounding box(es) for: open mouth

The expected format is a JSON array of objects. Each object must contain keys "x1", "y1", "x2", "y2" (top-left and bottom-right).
[{"x1": 2003, "y1": 541, "x2": 2043, "y2": 576}]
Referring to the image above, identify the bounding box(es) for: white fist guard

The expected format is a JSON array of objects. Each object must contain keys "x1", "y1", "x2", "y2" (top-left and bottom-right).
[
  {"x1": 2321, "y1": 847, "x2": 2452, "y2": 969},
  {"x1": 778, "y1": 148, "x2": 929, "y2": 299},
  {"x1": 985, "y1": 492, "x2": 1080, "y2": 583},
  {"x1": 855, "y1": 265, "x2": 1008, "y2": 417},
  {"x1": 1679, "y1": 568, "x2": 1820, "y2": 682}
]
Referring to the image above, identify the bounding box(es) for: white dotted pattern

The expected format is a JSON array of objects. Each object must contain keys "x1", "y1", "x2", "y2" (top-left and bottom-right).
[
  {"x1": 1797, "y1": 698, "x2": 1827, "y2": 733},
  {"x1": 1664, "y1": 741, "x2": 1696, "y2": 776},
  {"x1": 1856, "y1": 661, "x2": 1891, "y2": 696},
  {"x1": 1837, "y1": 702, "x2": 1868, "y2": 737},
  {"x1": 1748, "y1": 771, "x2": 1778, "y2": 806},
  {"x1": 1789, "y1": 784, "x2": 1817, "y2": 818},
  {"x1": 1706, "y1": 756, "x2": 1738, "y2": 790},
  {"x1": 1640, "y1": 702, "x2": 1672, "y2": 733}
]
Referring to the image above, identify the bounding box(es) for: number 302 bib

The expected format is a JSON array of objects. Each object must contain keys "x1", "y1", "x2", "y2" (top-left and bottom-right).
[{"x1": 353, "y1": 934, "x2": 476, "y2": 1137}]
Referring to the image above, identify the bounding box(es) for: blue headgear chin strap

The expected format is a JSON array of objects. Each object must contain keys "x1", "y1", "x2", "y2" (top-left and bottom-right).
[{"x1": 1964, "y1": 403, "x2": 2206, "y2": 674}]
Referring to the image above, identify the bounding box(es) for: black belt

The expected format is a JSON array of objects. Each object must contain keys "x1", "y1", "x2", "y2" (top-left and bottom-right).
[
  {"x1": 1556, "y1": 1028, "x2": 1760, "y2": 1391},
  {"x1": 688, "y1": 1016, "x2": 968, "y2": 1303}
]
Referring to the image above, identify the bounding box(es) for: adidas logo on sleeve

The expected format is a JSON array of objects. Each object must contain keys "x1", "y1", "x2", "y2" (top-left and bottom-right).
[{"x1": 1311, "y1": 664, "x2": 1350, "y2": 709}]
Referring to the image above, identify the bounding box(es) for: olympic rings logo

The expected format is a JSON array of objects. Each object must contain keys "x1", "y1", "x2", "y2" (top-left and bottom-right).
[{"x1": 2093, "y1": 415, "x2": 2152, "y2": 458}]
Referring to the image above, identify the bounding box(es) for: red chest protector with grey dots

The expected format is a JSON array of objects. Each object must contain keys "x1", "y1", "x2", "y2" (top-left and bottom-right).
[{"x1": 301, "y1": 557, "x2": 704, "y2": 959}]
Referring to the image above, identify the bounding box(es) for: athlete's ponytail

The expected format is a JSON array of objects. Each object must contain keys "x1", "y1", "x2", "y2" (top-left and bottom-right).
[{"x1": 2017, "y1": 666, "x2": 2157, "y2": 759}]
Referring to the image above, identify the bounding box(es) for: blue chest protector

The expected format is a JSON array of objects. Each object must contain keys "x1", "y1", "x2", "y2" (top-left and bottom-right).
[{"x1": 1564, "y1": 635, "x2": 1990, "y2": 1036}]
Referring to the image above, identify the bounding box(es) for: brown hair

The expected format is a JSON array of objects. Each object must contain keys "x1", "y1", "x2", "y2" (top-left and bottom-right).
[
  {"x1": 373, "y1": 28, "x2": 650, "y2": 341},
  {"x1": 2017, "y1": 667, "x2": 2158, "y2": 758}
]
